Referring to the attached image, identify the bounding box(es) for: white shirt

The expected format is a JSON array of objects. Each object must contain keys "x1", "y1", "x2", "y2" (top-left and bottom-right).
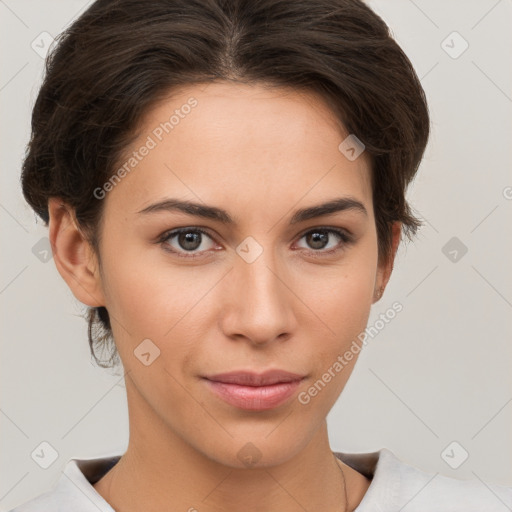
[{"x1": 8, "y1": 448, "x2": 512, "y2": 511}]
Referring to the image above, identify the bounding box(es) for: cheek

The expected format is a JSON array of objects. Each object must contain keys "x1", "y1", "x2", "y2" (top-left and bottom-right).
[
  {"x1": 99, "y1": 240, "x2": 223, "y2": 343},
  {"x1": 304, "y1": 253, "x2": 377, "y2": 337},
  {"x1": 311, "y1": 275, "x2": 373, "y2": 330},
  {"x1": 299, "y1": 244, "x2": 378, "y2": 380},
  {"x1": 297, "y1": 273, "x2": 374, "y2": 416}
]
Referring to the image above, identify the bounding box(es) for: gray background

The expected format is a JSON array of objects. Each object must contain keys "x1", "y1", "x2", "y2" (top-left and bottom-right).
[{"x1": 1, "y1": 0, "x2": 511, "y2": 510}]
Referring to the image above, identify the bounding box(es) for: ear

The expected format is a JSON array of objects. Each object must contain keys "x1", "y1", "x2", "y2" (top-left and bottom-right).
[
  {"x1": 48, "y1": 198, "x2": 105, "y2": 307},
  {"x1": 373, "y1": 221, "x2": 401, "y2": 303}
]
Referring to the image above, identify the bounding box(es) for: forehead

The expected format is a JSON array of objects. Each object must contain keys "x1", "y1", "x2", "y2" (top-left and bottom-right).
[{"x1": 106, "y1": 81, "x2": 373, "y2": 218}]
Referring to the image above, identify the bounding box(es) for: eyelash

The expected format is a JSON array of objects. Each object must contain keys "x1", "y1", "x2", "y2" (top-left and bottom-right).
[{"x1": 157, "y1": 226, "x2": 354, "y2": 260}]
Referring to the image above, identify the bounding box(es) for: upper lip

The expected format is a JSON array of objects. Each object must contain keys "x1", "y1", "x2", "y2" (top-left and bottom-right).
[{"x1": 203, "y1": 370, "x2": 305, "y2": 386}]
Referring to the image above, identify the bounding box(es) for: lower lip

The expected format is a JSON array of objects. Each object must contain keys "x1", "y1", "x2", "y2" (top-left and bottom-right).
[{"x1": 204, "y1": 378, "x2": 303, "y2": 411}]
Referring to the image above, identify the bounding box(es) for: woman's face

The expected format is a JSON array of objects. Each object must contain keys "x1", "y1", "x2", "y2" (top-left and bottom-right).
[{"x1": 79, "y1": 81, "x2": 396, "y2": 467}]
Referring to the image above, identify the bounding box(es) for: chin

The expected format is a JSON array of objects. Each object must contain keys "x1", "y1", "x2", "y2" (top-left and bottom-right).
[{"x1": 192, "y1": 428, "x2": 314, "y2": 470}]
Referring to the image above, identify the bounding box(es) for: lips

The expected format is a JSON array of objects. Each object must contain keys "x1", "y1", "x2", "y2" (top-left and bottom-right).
[
  {"x1": 202, "y1": 370, "x2": 306, "y2": 411},
  {"x1": 203, "y1": 369, "x2": 305, "y2": 386}
]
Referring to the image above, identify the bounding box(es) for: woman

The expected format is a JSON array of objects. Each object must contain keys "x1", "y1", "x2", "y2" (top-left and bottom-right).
[{"x1": 11, "y1": 0, "x2": 511, "y2": 510}]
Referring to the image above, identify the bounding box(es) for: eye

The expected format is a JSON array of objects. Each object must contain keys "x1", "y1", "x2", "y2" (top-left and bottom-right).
[
  {"x1": 294, "y1": 227, "x2": 353, "y2": 255},
  {"x1": 157, "y1": 226, "x2": 354, "y2": 259},
  {"x1": 158, "y1": 228, "x2": 218, "y2": 258}
]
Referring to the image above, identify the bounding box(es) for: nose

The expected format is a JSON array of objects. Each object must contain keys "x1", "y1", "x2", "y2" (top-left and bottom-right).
[{"x1": 219, "y1": 246, "x2": 297, "y2": 346}]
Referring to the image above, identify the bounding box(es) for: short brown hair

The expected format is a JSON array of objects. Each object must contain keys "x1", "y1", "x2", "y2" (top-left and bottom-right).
[{"x1": 22, "y1": 0, "x2": 430, "y2": 368}]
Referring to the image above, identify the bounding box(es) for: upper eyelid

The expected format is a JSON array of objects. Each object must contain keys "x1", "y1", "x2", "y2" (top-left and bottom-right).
[{"x1": 295, "y1": 225, "x2": 352, "y2": 237}]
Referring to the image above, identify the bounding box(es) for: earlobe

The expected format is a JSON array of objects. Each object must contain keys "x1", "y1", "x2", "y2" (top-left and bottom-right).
[
  {"x1": 48, "y1": 198, "x2": 105, "y2": 307},
  {"x1": 373, "y1": 222, "x2": 402, "y2": 303}
]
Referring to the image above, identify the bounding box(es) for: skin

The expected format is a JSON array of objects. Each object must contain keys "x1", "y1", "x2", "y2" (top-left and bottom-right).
[{"x1": 48, "y1": 81, "x2": 401, "y2": 512}]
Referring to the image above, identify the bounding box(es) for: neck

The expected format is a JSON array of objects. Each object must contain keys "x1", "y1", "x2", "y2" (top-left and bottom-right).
[{"x1": 93, "y1": 377, "x2": 370, "y2": 512}]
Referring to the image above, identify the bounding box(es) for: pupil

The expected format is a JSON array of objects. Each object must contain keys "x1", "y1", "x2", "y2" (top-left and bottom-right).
[
  {"x1": 308, "y1": 231, "x2": 328, "y2": 249},
  {"x1": 179, "y1": 232, "x2": 201, "y2": 251}
]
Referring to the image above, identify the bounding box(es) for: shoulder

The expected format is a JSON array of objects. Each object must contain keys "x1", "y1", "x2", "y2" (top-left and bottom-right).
[
  {"x1": 388, "y1": 449, "x2": 512, "y2": 511},
  {"x1": 336, "y1": 447, "x2": 512, "y2": 512},
  {"x1": 7, "y1": 455, "x2": 119, "y2": 512},
  {"x1": 7, "y1": 488, "x2": 66, "y2": 512}
]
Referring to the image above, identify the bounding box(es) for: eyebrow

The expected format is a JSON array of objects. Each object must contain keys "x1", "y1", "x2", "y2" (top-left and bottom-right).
[{"x1": 137, "y1": 197, "x2": 367, "y2": 224}]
